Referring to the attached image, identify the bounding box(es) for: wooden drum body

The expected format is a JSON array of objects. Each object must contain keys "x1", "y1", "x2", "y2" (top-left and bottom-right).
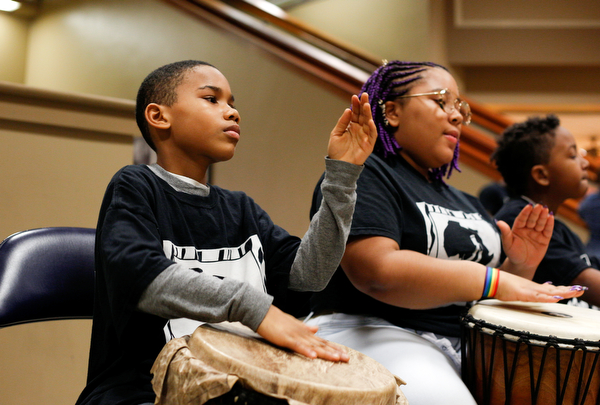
[
  {"x1": 151, "y1": 323, "x2": 407, "y2": 405},
  {"x1": 461, "y1": 300, "x2": 600, "y2": 405}
]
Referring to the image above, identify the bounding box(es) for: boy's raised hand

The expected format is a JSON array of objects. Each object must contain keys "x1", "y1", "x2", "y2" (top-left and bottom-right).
[
  {"x1": 256, "y1": 305, "x2": 349, "y2": 363},
  {"x1": 327, "y1": 93, "x2": 378, "y2": 166}
]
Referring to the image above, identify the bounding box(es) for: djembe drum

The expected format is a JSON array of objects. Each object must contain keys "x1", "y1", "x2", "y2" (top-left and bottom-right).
[
  {"x1": 461, "y1": 300, "x2": 600, "y2": 405},
  {"x1": 151, "y1": 323, "x2": 407, "y2": 405}
]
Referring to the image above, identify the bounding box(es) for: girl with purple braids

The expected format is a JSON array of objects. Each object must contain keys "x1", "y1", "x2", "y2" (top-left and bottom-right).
[{"x1": 306, "y1": 61, "x2": 584, "y2": 404}]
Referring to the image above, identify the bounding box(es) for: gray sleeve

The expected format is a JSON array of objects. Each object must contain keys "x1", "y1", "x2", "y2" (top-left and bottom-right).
[
  {"x1": 288, "y1": 157, "x2": 362, "y2": 291},
  {"x1": 137, "y1": 263, "x2": 272, "y2": 331},
  {"x1": 138, "y1": 158, "x2": 361, "y2": 330}
]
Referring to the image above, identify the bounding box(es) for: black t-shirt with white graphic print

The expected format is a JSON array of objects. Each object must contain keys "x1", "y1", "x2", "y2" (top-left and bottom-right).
[
  {"x1": 310, "y1": 154, "x2": 501, "y2": 337},
  {"x1": 78, "y1": 165, "x2": 301, "y2": 405}
]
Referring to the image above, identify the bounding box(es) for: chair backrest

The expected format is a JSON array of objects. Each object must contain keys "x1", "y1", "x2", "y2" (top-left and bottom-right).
[{"x1": 0, "y1": 227, "x2": 95, "y2": 328}]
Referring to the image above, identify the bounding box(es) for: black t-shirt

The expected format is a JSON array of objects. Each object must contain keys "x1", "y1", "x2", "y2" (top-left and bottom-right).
[
  {"x1": 77, "y1": 165, "x2": 301, "y2": 405},
  {"x1": 496, "y1": 197, "x2": 599, "y2": 285},
  {"x1": 309, "y1": 154, "x2": 501, "y2": 337}
]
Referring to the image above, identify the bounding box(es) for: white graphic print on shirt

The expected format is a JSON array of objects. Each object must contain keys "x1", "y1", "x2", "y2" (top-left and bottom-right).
[
  {"x1": 416, "y1": 202, "x2": 500, "y2": 265},
  {"x1": 162, "y1": 234, "x2": 266, "y2": 340}
]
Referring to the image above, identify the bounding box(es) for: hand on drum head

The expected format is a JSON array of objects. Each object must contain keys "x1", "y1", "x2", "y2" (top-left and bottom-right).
[
  {"x1": 256, "y1": 305, "x2": 350, "y2": 363},
  {"x1": 496, "y1": 203, "x2": 554, "y2": 279},
  {"x1": 326, "y1": 93, "x2": 378, "y2": 166},
  {"x1": 494, "y1": 271, "x2": 586, "y2": 303}
]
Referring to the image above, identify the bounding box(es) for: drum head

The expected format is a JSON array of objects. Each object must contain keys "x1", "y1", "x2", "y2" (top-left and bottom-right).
[
  {"x1": 467, "y1": 300, "x2": 600, "y2": 346},
  {"x1": 152, "y1": 323, "x2": 407, "y2": 405}
]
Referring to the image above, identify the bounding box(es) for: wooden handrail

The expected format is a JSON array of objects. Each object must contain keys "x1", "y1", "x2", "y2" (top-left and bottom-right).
[
  {"x1": 223, "y1": 0, "x2": 382, "y2": 72},
  {"x1": 463, "y1": 95, "x2": 514, "y2": 134},
  {"x1": 162, "y1": 0, "x2": 588, "y2": 227},
  {"x1": 163, "y1": 0, "x2": 369, "y2": 94},
  {"x1": 488, "y1": 103, "x2": 600, "y2": 114}
]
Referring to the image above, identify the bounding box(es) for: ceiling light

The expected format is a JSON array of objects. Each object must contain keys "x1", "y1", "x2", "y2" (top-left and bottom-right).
[{"x1": 0, "y1": 0, "x2": 21, "y2": 12}]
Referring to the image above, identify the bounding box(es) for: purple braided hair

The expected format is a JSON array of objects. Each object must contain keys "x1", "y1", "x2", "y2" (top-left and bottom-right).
[{"x1": 360, "y1": 60, "x2": 461, "y2": 182}]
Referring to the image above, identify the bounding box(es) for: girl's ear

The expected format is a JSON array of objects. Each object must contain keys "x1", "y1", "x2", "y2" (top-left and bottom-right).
[
  {"x1": 384, "y1": 100, "x2": 401, "y2": 127},
  {"x1": 145, "y1": 103, "x2": 171, "y2": 130},
  {"x1": 531, "y1": 164, "x2": 550, "y2": 186}
]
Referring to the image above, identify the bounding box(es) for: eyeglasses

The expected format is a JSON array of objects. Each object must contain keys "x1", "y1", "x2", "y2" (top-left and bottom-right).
[{"x1": 397, "y1": 88, "x2": 471, "y2": 125}]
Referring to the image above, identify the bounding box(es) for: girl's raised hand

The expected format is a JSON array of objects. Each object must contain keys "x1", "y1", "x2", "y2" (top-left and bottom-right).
[
  {"x1": 497, "y1": 203, "x2": 554, "y2": 279},
  {"x1": 327, "y1": 93, "x2": 378, "y2": 166}
]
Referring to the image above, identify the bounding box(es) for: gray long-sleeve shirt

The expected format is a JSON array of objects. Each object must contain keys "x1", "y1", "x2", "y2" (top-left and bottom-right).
[{"x1": 138, "y1": 158, "x2": 361, "y2": 331}]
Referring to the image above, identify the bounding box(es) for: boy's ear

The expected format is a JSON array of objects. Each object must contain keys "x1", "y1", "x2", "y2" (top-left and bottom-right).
[
  {"x1": 531, "y1": 164, "x2": 550, "y2": 186},
  {"x1": 384, "y1": 100, "x2": 401, "y2": 127},
  {"x1": 145, "y1": 103, "x2": 171, "y2": 130}
]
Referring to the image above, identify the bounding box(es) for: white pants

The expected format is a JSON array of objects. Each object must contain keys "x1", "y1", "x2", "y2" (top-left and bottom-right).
[{"x1": 306, "y1": 313, "x2": 477, "y2": 405}]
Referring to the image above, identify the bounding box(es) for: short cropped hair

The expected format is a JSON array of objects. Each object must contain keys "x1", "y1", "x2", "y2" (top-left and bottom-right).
[
  {"x1": 135, "y1": 60, "x2": 215, "y2": 150},
  {"x1": 360, "y1": 60, "x2": 459, "y2": 181},
  {"x1": 492, "y1": 114, "x2": 560, "y2": 197}
]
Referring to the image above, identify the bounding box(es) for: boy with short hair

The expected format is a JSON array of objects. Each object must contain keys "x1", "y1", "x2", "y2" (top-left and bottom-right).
[
  {"x1": 493, "y1": 114, "x2": 598, "y2": 306},
  {"x1": 76, "y1": 60, "x2": 377, "y2": 405}
]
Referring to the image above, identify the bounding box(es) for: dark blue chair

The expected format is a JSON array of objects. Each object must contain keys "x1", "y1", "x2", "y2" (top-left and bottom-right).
[{"x1": 0, "y1": 227, "x2": 95, "y2": 328}]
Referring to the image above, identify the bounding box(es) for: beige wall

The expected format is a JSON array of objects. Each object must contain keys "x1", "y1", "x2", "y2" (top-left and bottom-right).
[
  {"x1": 449, "y1": 0, "x2": 600, "y2": 66},
  {"x1": 0, "y1": 12, "x2": 28, "y2": 83},
  {"x1": 0, "y1": 320, "x2": 94, "y2": 403},
  {"x1": 289, "y1": 0, "x2": 434, "y2": 63},
  {"x1": 447, "y1": 0, "x2": 600, "y2": 108},
  {"x1": 0, "y1": 79, "x2": 136, "y2": 404},
  {"x1": 286, "y1": 0, "x2": 463, "y2": 86},
  {"x1": 1, "y1": 128, "x2": 129, "y2": 230},
  {"x1": 0, "y1": 86, "x2": 133, "y2": 405}
]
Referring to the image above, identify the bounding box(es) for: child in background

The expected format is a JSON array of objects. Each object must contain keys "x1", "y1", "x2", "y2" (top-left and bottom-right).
[
  {"x1": 578, "y1": 177, "x2": 600, "y2": 258},
  {"x1": 76, "y1": 60, "x2": 377, "y2": 405},
  {"x1": 493, "y1": 114, "x2": 599, "y2": 307}
]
